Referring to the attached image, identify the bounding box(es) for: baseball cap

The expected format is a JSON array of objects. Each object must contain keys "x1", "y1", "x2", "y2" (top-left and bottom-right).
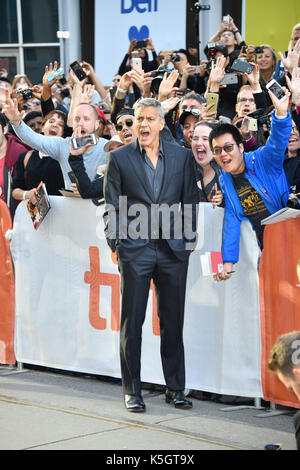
[
  {"x1": 96, "y1": 107, "x2": 107, "y2": 124},
  {"x1": 103, "y1": 134, "x2": 123, "y2": 152},
  {"x1": 179, "y1": 109, "x2": 201, "y2": 126}
]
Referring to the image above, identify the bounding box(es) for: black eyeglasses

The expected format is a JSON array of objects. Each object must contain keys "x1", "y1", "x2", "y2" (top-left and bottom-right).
[
  {"x1": 212, "y1": 143, "x2": 235, "y2": 155},
  {"x1": 116, "y1": 119, "x2": 134, "y2": 131}
]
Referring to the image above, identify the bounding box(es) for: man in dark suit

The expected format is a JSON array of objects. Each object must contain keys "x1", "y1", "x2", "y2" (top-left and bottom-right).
[{"x1": 103, "y1": 98, "x2": 199, "y2": 413}]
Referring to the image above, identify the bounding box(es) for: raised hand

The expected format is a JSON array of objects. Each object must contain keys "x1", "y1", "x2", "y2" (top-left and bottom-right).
[
  {"x1": 268, "y1": 86, "x2": 290, "y2": 117},
  {"x1": 278, "y1": 39, "x2": 300, "y2": 74},
  {"x1": 286, "y1": 66, "x2": 300, "y2": 105},
  {"x1": 2, "y1": 89, "x2": 23, "y2": 125},
  {"x1": 157, "y1": 70, "x2": 179, "y2": 101},
  {"x1": 42, "y1": 61, "x2": 62, "y2": 87}
]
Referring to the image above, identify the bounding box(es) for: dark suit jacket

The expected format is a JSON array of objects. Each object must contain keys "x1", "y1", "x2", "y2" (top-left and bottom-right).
[{"x1": 103, "y1": 138, "x2": 199, "y2": 262}]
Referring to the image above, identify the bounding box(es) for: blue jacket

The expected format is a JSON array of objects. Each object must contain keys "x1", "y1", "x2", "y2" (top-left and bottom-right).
[{"x1": 218, "y1": 111, "x2": 292, "y2": 264}]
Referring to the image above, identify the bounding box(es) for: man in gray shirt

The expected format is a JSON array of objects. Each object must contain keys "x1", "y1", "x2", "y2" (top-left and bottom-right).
[{"x1": 3, "y1": 90, "x2": 107, "y2": 190}]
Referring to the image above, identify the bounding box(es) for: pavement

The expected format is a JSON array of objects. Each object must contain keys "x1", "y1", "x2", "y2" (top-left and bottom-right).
[{"x1": 0, "y1": 364, "x2": 298, "y2": 451}]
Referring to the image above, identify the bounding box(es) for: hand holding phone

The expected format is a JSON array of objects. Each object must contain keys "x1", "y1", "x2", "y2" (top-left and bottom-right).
[
  {"x1": 47, "y1": 67, "x2": 64, "y2": 82},
  {"x1": 70, "y1": 60, "x2": 87, "y2": 81},
  {"x1": 266, "y1": 79, "x2": 290, "y2": 117},
  {"x1": 206, "y1": 93, "x2": 219, "y2": 115}
]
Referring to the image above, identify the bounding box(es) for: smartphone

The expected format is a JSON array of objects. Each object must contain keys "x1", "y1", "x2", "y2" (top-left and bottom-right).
[
  {"x1": 68, "y1": 171, "x2": 77, "y2": 184},
  {"x1": 71, "y1": 133, "x2": 97, "y2": 150},
  {"x1": 223, "y1": 15, "x2": 230, "y2": 22},
  {"x1": 220, "y1": 72, "x2": 238, "y2": 85},
  {"x1": 231, "y1": 59, "x2": 254, "y2": 75},
  {"x1": 206, "y1": 93, "x2": 219, "y2": 114},
  {"x1": 245, "y1": 118, "x2": 258, "y2": 132},
  {"x1": 70, "y1": 60, "x2": 87, "y2": 81},
  {"x1": 131, "y1": 57, "x2": 142, "y2": 70},
  {"x1": 266, "y1": 79, "x2": 287, "y2": 102}
]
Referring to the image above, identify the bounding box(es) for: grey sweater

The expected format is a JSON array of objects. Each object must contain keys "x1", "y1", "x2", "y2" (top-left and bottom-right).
[{"x1": 12, "y1": 120, "x2": 107, "y2": 189}]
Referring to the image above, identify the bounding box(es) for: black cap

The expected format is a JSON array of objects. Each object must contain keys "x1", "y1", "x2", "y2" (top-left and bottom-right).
[
  {"x1": 116, "y1": 108, "x2": 135, "y2": 122},
  {"x1": 179, "y1": 109, "x2": 201, "y2": 126},
  {"x1": 23, "y1": 111, "x2": 42, "y2": 124}
]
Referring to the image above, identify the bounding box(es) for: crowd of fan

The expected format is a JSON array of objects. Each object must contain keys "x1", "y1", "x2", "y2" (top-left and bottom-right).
[{"x1": 0, "y1": 15, "x2": 299, "y2": 226}]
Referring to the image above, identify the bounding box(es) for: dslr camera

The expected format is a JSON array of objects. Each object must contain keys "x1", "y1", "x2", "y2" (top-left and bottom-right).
[
  {"x1": 150, "y1": 65, "x2": 171, "y2": 94},
  {"x1": 16, "y1": 88, "x2": 33, "y2": 100}
]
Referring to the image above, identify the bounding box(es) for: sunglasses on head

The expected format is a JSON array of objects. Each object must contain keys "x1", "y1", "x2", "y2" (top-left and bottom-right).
[{"x1": 116, "y1": 119, "x2": 134, "y2": 131}]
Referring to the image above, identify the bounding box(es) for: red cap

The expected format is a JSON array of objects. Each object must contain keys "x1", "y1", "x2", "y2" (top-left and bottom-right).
[{"x1": 96, "y1": 107, "x2": 107, "y2": 124}]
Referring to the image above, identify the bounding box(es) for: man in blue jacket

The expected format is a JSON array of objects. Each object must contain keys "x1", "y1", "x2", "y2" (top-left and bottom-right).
[{"x1": 208, "y1": 86, "x2": 292, "y2": 281}]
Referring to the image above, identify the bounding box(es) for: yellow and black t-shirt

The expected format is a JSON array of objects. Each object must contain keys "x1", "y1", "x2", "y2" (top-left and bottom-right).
[{"x1": 232, "y1": 173, "x2": 271, "y2": 248}]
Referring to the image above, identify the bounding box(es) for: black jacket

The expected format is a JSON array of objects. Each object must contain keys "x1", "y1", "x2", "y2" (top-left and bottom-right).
[{"x1": 103, "y1": 139, "x2": 199, "y2": 262}]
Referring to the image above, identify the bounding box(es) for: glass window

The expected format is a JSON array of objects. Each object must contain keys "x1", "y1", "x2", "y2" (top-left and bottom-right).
[
  {"x1": 0, "y1": 0, "x2": 18, "y2": 44},
  {"x1": 0, "y1": 54, "x2": 18, "y2": 83},
  {"x1": 24, "y1": 47, "x2": 60, "y2": 84},
  {"x1": 21, "y1": 0, "x2": 59, "y2": 43}
]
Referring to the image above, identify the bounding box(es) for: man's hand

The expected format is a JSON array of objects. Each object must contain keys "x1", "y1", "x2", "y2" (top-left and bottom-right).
[
  {"x1": 69, "y1": 126, "x2": 97, "y2": 156},
  {"x1": 2, "y1": 89, "x2": 23, "y2": 125},
  {"x1": 80, "y1": 84, "x2": 95, "y2": 104},
  {"x1": 240, "y1": 116, "x2": 253, "y2": 141},
  {"x1": 214, "y1": 262, "x2": 234, "y2": 282}
]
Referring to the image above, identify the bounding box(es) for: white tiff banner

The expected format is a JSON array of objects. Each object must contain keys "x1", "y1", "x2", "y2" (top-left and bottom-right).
[{"x1": 10, "y1": 197, "x2": 263, "y2": 398}]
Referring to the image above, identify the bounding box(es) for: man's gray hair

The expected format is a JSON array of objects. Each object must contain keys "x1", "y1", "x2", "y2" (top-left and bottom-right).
[{"x1": 134, "y1": 98, "x2": 165, "y2": 120}]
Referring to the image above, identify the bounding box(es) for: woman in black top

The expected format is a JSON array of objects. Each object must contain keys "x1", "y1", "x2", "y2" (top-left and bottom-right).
[
  {"x1": 191, "y1": 121, "x2": 224, "y2": 206},
  {"x1": 12, "y1": 110, "x2": 66, "y2": 204}
]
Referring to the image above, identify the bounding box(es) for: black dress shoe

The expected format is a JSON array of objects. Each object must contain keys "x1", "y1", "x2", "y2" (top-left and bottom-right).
[
  {"x1": 124, "y1": 394, "x2": 146, "y2": 412},
  {"x1": 165, "y1": 389, "x2": 192, "y2": 409}
]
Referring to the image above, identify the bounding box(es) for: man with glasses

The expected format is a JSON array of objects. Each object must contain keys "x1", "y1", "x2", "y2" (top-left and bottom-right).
[
  {"x1": 208, "y1": 86, "x2": 292, "y2": 281},
  {"x1": 115, "y1": 109, "x2": 137, "y2": 145}
]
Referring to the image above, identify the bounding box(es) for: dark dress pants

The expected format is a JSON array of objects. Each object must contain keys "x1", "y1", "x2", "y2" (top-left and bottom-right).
[
  {"x1": 118, "y1": 239, "x2": 189, "y2": 396},
  {"x1": 294, "y1": 410, "x2": 300, "y2": 450}
]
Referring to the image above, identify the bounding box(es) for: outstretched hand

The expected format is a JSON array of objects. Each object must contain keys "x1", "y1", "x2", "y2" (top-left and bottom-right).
[{"x1": 2, "y1": 89, "x2": 23, "y2": 125}]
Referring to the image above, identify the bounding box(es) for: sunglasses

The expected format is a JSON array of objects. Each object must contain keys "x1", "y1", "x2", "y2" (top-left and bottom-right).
[
  {"x1": 212, "y1": 143, "x2": 235, "y2": 155},
  {"x1": 116, "y1": 119, "x2": 134, "y2": 132}
]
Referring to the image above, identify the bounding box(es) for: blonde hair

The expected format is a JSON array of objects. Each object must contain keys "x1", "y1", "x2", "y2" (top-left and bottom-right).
[
  {"x1": 12, "y1": 74, "x2": 32, "y2": 90},
  {"x1": 292, "y1": 23, "x2": 300, "y2": 38}
]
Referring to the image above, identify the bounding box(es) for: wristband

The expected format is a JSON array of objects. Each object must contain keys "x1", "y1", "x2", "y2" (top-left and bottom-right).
[
  {"x1": 117, "y1": 87, "x2": 128, "y2": 94},
  {"x1": 23, "y1": 191, "x2": 27, "y2": 200},
  {"x1": 233, "y1": 30, "x2": 240, "y2": 35}
]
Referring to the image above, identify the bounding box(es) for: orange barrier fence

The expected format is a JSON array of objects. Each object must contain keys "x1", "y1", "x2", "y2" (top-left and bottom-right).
[
  {"x1": 260, "y1": 218, "x2": 300, "y2": 408},
  {"x1": 0, "y1": 200, "x2": 15, "y2": 364}
]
